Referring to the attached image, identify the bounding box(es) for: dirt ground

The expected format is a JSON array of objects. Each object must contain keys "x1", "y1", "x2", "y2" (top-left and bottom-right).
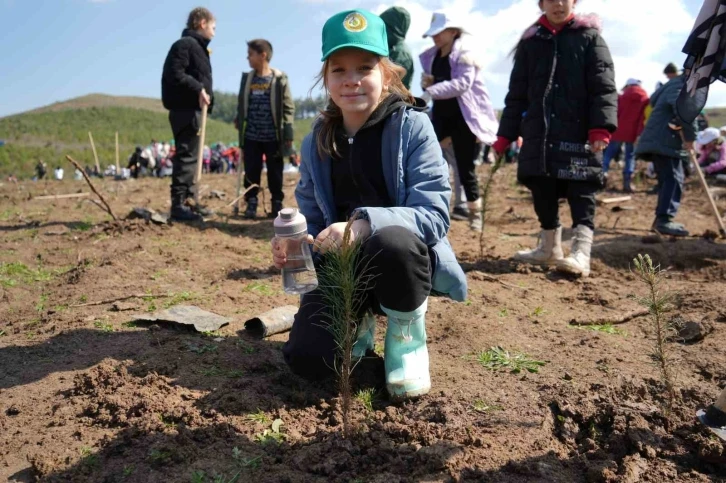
[{"x1": 1, "y1": 163, "x2": 725, "y2": 483}]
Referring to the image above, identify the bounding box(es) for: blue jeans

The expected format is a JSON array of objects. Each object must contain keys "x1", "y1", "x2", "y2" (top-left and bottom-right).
[
  {"x1": 602, "y1": 141, "x2": 635, "y2": 178},
  {"x1": 653, "y1": 154, "x2": 683, "y2": 221}
]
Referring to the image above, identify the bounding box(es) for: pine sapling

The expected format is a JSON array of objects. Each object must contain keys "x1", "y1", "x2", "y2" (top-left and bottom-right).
[
  {"x1": 632, "y1": 254, "x2": 678, "y2": 411},
  {"x1": 479, "y1": 154, "x2": 504, "y2": 257},
  {"x1": 316, "y1": 217, "x2": 376, "y2": 438}
]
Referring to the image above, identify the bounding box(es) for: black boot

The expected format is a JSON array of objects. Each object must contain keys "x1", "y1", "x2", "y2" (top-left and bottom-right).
[
  {"x1": 269, "y1": 200, "x2": 283, "y2": 219},
  {"x1": 170, "y1": 194, "x2": 202, "y2": 222},
  {"x1": 244, "y1": 197, "x2": 258, "y2": 219}
]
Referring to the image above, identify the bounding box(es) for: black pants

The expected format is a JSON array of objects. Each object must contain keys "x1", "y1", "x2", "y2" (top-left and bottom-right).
[
  {"x1": 243, "y1": 139, "x2": 284, "y2": 203},
  {"x1": 169, "y1": 109, "x2": 200, "y2": 202},
  {"x1": 433, "y1": 112, "x2": 481, "y2": 201},
  {"x1": 282, "y1": 226, "x2": 433, "y2": 380},
  {"x1": 523, "y1": 177, "x2": 599, "y2": 230}
]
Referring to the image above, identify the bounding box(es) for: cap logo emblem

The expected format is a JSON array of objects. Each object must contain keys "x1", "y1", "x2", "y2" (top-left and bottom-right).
[{"x1": 343, "y1": 12, "x2": 367, "y2": 32}]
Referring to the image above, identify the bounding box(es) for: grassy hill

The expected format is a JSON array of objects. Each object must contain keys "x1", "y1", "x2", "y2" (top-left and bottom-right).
[{"x1": 0, "y1": 94, "x2": 314, "y2": 178}]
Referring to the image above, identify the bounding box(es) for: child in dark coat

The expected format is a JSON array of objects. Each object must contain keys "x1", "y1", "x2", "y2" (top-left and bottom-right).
[{"x1": 493, "y1": 0, "x2": 617, "y2": 278}]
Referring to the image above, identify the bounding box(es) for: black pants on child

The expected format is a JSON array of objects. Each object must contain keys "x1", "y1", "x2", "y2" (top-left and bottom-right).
[
  {"x1": 433, "y1": 111, "x2": 481, "y2": 202},
  {"x1": 282, "y1": 226, "x2": 433, "y2": 380},
  {"x1": 243, "y1": 139, "x2": 284, "y2": 203},
  {"x1": 169, "y1": 109, "x2": 201, "y2": 202},
  {"x1": 522, "y1": 177, "x2": 599, "y2": 230}
]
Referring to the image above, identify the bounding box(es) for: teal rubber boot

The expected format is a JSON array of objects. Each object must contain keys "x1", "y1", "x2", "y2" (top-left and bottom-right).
[
  {"x1": 382, "y1": 299, "x2": 430, "y2": 400},
  {"x1": 351, "y1": 313, "x2": 375, "y2": 359}
]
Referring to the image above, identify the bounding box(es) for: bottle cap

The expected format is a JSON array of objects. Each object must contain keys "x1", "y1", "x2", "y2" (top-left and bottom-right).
[{"x1": 273, "y1": 208, "x2": 307, "y2": 236}]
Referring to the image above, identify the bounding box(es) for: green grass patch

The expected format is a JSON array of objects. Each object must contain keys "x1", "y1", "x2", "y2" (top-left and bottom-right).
[
  {"x1": 0, "y1": 262, "x2": 54, "y2": 287},
  {"x1": 245, "y1": 409, "x2": 271, "y2": 425},
  {"x1": 162, "y1": 291, "x2": 195, "y2": 309},
  {"x1": 531, "y1": 306, "x2": 547, "y2": 317},
  {"x1": 473, "y1": 346, "x2": 546, "y2": 374},
  {"x1": 472, "y1": 399, "x2": 504, "y2": 413},
  {"x1": 576, "y1": 323, "x2": 626, "y2": 336},
  {"x1": 242, "y1": 281, "x2": 276, "y2": 296},
  {"x1": 186, "y1": 341, "x2": 218, "y2": 354},
  {"x1": 354, "y1": 388, "x2": 377, "y2": 413},
  {"x1": 93, "y1": 320, "x2": 114, "y2": 333}
]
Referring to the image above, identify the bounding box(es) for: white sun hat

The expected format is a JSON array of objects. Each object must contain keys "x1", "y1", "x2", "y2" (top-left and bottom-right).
[
  {"x1": 423, "y1": 11, "x2": 468, "y2": 38},
  {"x1": 625, "y1": 78, "x2": 641, "y2": 86},
  {"x1": 697, "y1": 127, "x2": 720, "y2": 145}
]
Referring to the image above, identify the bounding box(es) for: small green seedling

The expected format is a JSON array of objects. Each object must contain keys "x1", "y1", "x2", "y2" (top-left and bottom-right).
[
  {"x1": 236, "y1": 340, "x2": 255, "y2": 354},
  {"x1": 94, "y1": 321, "x2": 114, "y2": 333},
  {"x1": 474, "y1": 346, "x2": 546, "y2": 374},
  {"x1": 254, "y1": 418, "x2": 285, "y2": 445},
  {"x1": 531, "y1": 306, "x2": 547, "y2": 317},
  {"x1": 0, "y1": 330, "x2": 6, "y2": 337},
  {"x1": 245, "y1": 410, "x2": 270, "y2": 425},
  {"x1": 232, "y1": 447, "x2": 261, "y2": 469},
  {"x1": 123, "y1": 465, "x2": 134, "y2": 477},
  {"x1": 472, "y1": 399, "x2": 503, "y2": 413},
  {"x1": 354, "y1": 388, "x2": 377, "y2": 413},
  {"x1": 80, "y1": 446, "x2": 98, "y2": 468},
  {"x1": 186, "y1": 342, "x2": 218, "y2": 354},
  {"x1": 497, "y1": 308, "x2": 509, "y2": 318}
]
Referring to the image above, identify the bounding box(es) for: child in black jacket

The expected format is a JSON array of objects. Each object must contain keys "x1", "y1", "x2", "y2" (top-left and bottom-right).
[
  {"x1": 493, "y1": 0, "x2": 617, "y2": 278},
  {"x1": 161, "y1": 7, "x2": 215, "y2": 222}
]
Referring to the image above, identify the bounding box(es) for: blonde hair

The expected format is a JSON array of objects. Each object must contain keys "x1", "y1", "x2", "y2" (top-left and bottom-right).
[{"x1": 313, "y1": 56, "x2": 415, "y2": 160}]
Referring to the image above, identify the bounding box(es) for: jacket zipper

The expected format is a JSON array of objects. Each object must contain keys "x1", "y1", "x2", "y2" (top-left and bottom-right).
[{"x1": 541, "y1": 35, "x2": 559, "y2": 175}]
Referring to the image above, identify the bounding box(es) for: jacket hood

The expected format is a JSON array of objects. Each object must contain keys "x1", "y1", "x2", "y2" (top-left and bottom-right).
[
  {"x1": 380, "y1": 7, "x2": 410, "y2": 46},
  {"x1": 522, "y1": 13, "x2": 602, "y2": 40},
  {"x1": 182, "y1": 28, "x2": 211, "y2": 48}
]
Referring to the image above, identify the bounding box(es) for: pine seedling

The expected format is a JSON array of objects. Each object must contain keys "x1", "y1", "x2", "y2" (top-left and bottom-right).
[
  {"x1": 632, "y1": 254, "x2": 678, "y2": 411},
  {"x1": 479, "y1": 154, "x2": 504, "y2": 257},
  {"x1": 316, "y1": 217, "x2": 376, "y2": 438}
]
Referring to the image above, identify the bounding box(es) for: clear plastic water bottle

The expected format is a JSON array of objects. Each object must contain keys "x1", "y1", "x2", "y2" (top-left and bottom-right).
[{"x1": 274, "y1": 208, "x2": 318, "y2": 295}]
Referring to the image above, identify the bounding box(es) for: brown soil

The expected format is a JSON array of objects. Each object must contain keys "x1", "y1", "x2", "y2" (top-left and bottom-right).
[{"x1": 1, "y1": 165, "x2": 725, "y2": 482}]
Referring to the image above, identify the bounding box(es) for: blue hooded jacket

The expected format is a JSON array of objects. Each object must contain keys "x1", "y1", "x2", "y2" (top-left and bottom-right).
[{"x1": 295, "y1": 107, "x2": 468, "y2": 301}]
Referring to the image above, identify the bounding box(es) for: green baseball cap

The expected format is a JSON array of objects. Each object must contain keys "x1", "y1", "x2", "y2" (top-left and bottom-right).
[{"x1": 321, "y1": 9, "x2": 389, "y2": 61}]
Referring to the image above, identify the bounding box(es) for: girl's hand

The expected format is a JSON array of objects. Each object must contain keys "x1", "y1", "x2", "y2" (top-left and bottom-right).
[
  {"x1": 314, "y1": 220, "x2": 371, "y2": 254},
  {"x1": 592, "y1": 140, "x2": 607, "y2": 153},
  {"x1": 271, "y1": 235, "x2": 314, "y2": 269}
]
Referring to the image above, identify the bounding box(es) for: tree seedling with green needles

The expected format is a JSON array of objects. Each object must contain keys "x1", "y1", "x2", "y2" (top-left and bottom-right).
[
  {"x1": 632, "y1": 254, "x2": 678, "y2": 412},
  {"x1": 474, "y1": 346, "x2": 546, "y2": 374},
  {"x1": 316, "y1": 217, "x2": 376, "y2": 438}
]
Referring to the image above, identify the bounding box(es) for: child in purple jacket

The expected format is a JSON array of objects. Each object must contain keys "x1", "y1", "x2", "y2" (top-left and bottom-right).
[{"x1": 420, "y1": 11, "x2": 499, "y2": 232}]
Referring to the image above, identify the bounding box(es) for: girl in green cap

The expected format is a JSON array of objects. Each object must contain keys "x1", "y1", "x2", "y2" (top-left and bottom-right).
[{"x1": 270, "y1": 9, "x2": 467, "y2": 400}]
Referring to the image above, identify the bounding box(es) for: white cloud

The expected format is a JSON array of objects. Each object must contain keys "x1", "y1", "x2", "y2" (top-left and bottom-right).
[{"x1": 361, "y1": 0, "x2": 726, "y2": 107}]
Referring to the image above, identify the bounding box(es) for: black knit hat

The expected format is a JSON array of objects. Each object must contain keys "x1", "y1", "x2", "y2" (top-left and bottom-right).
[{"x1": 664, "y1": 62, "x2": 679, "y2": 75}]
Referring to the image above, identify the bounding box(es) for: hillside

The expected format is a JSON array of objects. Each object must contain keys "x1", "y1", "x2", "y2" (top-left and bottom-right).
[
  {"x1": 0, "y1": 94, "x2": 313, "y2": 178},
  {"x1": 25, "y1": 93, "x2": 167, "y2": 115}
]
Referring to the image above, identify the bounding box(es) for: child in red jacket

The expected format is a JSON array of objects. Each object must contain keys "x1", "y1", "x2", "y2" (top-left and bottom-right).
[{"x1": 602, "y1": 78, "x2": 649, "y2": 192}]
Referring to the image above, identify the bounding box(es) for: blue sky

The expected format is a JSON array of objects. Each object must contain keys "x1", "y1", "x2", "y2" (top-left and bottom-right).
[{"x1": 0, "y1": 0, "x2": 718, "y2": 118}]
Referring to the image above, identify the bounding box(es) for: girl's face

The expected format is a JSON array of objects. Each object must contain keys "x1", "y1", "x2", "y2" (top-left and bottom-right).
[
  {"x1": 540, "y1": 0, "x2": 577, "y2": 26},
  {"x1": 199, "y1": 18, "x2": 216, "y2": 40},
  {"x1": 326, "y1": 49, "x2": 386, "y2": 120},
  {"x1": 431, "y1": 28, "x2": 458, "y2": 50}
]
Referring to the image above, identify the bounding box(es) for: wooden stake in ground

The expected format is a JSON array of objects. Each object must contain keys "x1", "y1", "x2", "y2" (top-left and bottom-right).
[
  {"x1": 66, "y1": 155, "x2": 118, "y2": 221},
  {"x1": 115, "y1": 131, "x2": 120, "y2": 175},
  {"x1": 195, "y1": 104, "x2": 209, "y2": 186},
  {"x1": 680, "y1": 131, "x2": 726, "y2": 237},
  {"x1": 88, "y1": 131, "x2": 101, "y2": 175},
  {"x1": 34, "y1": 192, "x2": 90, "y2": 200}
]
